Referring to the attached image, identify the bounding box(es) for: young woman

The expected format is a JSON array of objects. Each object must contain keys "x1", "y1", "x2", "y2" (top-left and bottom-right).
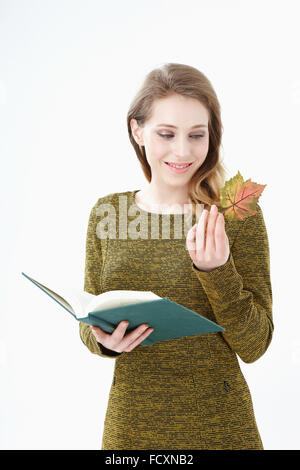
[{"x1": 79, "y1": 63, "x2": 273, "y2": 450}]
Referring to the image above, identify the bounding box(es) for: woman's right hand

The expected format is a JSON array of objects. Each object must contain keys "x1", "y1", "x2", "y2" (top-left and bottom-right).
[{"x1": 90, "y1": 321, "x2": 154, "y2": 353}]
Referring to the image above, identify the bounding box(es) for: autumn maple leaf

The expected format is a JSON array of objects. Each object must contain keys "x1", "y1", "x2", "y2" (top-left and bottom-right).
[{"x1": 218, "y1": 171, "x2": 267, "y2": 221}]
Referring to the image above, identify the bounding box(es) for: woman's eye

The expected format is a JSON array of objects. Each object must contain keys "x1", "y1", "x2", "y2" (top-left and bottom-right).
[
  {"x1": 158, "y1": 133, "x2": 204, "y2": 139},
  {"x1": 160, "y1": 134, "x2": 173, "y2": 139}
]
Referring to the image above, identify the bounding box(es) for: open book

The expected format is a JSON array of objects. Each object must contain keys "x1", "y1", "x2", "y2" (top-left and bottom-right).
[{"x1": 21, "y1": 271, "x2": 225, "y2": 346}]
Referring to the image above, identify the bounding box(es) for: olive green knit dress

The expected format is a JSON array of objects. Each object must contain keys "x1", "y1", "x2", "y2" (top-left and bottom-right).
[{"x1": 79, "y1": 189, "x2": 273, "y2": 450}]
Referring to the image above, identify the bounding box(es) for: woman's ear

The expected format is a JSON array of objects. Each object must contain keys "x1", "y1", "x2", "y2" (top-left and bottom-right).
[{"x1": 130, "y1": 118, "x2": 143, "y2": 146}]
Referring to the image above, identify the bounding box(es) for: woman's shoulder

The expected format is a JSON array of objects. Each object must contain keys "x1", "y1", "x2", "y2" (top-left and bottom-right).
[
  {"x1": 225, "y1": 201, "x2": 264, "y2": 227},
  {"x1": 93, "y1": 190, "x2": 133, "y2": 206},
  {"x1": 239, "y1": 202, "x2": 265, "y2": 228},
  {"x1": 223, "y1": 201, "x2": 266, "y2": 248},
  {"x1": 231, "y1": 202, "x2": 268, "y2": 250}
]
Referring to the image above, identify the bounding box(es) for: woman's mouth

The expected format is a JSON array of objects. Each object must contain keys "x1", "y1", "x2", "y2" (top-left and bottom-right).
[{"x1": 164, "y1": 161, "x2": 193, "y2": 174}]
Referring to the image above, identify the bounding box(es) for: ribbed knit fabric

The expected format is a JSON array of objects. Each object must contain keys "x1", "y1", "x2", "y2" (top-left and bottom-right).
[{"x1": 79, "y1": 189, "x2": 273, "y2": 450}]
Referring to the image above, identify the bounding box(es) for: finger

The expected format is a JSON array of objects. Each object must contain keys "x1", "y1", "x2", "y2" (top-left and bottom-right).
[
  {"x1": 122, "y1": 323, "x2": 149, "y2": 345},
  {"x1": 124, "y1": 327, "x2": 154, "y2": 352},
  {"x1": 196, "y1": 209, "x2": 208, "y2": 252},
  {"x1": 117, "y1": 323, "x2": 149, "y2": 351},
  {"x1": 111, "y1": 320, "x2": 130, "y2": 341},
  {"x1": 186, "y1": 223, "x2": 197, "y2": 251},
  {"x1": 90, "y1": 325, "x2": 106, "y2": 343},
  {"x1": 215, "y1": 212, "x2": 226, "y2": 254},
  {"x1": 205, "y1": 205, "x2": 219, "y2": 253}
]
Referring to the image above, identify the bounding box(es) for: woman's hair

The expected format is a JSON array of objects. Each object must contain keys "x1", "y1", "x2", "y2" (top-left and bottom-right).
[{"x1": 127, "y1": 62, "x2": 229, "y2": 216}]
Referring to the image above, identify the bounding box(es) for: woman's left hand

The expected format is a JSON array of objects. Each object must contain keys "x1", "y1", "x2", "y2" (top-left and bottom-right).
[{"x1": 186, "y1": 204, "x2": 230, "y2": 272}]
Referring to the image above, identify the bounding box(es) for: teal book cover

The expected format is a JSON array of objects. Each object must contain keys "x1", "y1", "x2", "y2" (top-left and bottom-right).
[{"x1": 21, "y1": 271, "x2": 225, "y2": 346}]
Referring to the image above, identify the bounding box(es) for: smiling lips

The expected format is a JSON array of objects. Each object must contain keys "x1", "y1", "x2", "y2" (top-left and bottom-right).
[
  {"x1": 164, "y1": 161, "x2": 193, "y2": 173},
  {"x1": 165, "y1": 161, "x2": 192, "y2": 167}
]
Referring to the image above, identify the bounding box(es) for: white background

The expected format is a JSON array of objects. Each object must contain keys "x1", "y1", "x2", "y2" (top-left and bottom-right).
[{"x1": 1, "y1": 0, "x2": 300, "y2": 450}]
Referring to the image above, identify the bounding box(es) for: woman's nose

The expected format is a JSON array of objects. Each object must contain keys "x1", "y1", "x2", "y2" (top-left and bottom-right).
[{"x1": 172, "y1": 135, "x2": 191, "y2": 159}]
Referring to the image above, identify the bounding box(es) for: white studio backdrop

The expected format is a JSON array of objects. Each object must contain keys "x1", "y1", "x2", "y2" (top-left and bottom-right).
[{"x1": 1, "y1": 0, "x2": 299, "y2": 450}]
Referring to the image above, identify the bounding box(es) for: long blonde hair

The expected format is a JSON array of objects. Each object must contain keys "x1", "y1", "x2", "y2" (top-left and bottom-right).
[{"x1": 127, "y1": 63, "x2": 229, "y2": 216}]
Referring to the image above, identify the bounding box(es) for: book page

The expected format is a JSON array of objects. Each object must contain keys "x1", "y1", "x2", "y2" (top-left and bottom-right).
[
  {"x1": 25, "y1": 276, "x2": 77, "y2": 314},
  {"x1": 56, "y1": 287, "x2": 95, "y2": 317},
  {"x1": 86, "y1": 290, "x2": 161, "y2": 316},
  {"x1": 22, "y1": 272, "x2": 92, "y2": 318}
]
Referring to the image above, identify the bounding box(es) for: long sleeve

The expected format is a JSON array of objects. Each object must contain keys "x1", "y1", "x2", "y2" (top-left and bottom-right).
[
  {"x1": 79, "y1": 199, "x2": 122, "y2": 359},
  {"x1": 191, "y1": 203, "x2": 274, "y2": 364}
]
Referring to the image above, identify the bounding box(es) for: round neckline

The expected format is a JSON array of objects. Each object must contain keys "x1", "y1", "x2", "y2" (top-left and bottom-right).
[{"x1": 131, "y1": 189, "x2": 194, "y2": 216}]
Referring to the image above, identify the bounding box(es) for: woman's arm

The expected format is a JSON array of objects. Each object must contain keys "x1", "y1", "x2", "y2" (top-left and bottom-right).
[
  {"x1": 192, "y1": 203, "x2": 274, "y2": 364},
  {"x1": 79, "y1": 199, "x2": 122, "y2": 359}
]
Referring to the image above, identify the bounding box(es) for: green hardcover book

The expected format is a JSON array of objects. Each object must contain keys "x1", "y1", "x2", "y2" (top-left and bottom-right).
[{"x1": 21, "y1": 271, "x2": 225, "y2": 346}]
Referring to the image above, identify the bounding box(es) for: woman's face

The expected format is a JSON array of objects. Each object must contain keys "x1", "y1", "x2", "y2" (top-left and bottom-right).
[{"x1": 131, "y1": 93, "x2": 210, "y2": 188}]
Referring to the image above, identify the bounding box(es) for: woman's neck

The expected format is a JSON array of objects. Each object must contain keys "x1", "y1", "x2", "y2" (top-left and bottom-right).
[{"x1": 135, "y1": 184, "x2": 192, "y2": 214}]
